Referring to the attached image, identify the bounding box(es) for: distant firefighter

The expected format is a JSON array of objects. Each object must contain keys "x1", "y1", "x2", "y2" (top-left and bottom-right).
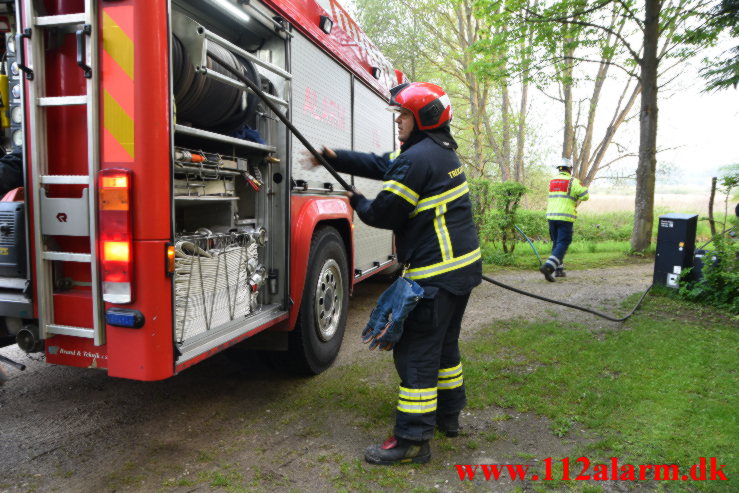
[{"x1": 540, "y1": 158, "x2": 589, "y2": 281}]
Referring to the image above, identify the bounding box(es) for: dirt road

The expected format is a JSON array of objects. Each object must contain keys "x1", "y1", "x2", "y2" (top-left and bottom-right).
[{"x1": 0, "y1": 263, "x2": 652, "y2": 492}]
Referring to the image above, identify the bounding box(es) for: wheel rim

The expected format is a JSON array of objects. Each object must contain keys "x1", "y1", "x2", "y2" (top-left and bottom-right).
[{"x1": 314, "y1": 258, "x2": 343, "y2": 342}]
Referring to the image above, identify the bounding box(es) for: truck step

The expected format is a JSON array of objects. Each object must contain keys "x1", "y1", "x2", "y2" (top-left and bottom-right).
[
  {"x1": 40, "y1": 175, "x2": 90, "y2": 185},
  {"x1": 38, "y1": 96, "x2": 87, "y2": 107},
  {"x1": 46, "y1": 324, "x2": 94, "y2": 338},
  {"x1": 34, "y1": 13, "x2": 86, "y2": 27},
  {"x1": 41, "y1": 252, "x2": 91, "y2": 263}
]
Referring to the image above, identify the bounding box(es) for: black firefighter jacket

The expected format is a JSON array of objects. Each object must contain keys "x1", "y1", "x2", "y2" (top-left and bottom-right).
[{"x1": 329, "y1": 135, "x2": 481, "y2": 295}]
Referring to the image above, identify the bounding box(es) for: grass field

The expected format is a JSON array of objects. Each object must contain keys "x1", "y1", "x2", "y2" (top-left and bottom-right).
[
  {"x1": 463, "y1": 291, "x2": 737, "y2": 492},
  {"x1": 481, "y1": 205, "x2": 736, "y2": 267},
  {"x1": 482, "y1": 239, "x2": 653, "y2": 271}
]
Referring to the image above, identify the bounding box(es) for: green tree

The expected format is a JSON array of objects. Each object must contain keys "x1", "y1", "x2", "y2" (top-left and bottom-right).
[
  {"x1": 474, "y1": 1, "x2": 643, "y2": 187},
  {"x1": 499, "y1": 0, "x2": 719, "y2": 251},
  {"x1": 356, "y1": 0, "x2": 538, "y2": 182},
  {"x1": 696, "y1": 0, "x2": 739, "y2": 91}
]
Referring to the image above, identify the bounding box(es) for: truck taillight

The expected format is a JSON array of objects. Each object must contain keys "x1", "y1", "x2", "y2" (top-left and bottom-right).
[{"x1": 98, "y1": 169, "x2": 133, "y2": 304}]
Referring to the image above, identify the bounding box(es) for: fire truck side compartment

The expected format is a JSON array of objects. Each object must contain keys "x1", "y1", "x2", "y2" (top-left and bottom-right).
[{"x1": 169, "y1": 0, "x2": 290, "y2": 364}]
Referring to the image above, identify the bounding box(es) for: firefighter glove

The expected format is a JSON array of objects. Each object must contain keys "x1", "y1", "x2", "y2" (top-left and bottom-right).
[{"x1": 361, "y1": 276, "x2": 423, "y2": 351}]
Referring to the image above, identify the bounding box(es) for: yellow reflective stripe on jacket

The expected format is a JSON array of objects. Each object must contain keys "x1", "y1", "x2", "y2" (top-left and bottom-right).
[
  {"x1": 546, "y1": 212, "x2": 577, "y2": 220},
  {"x1": 397, "y1": 386, "x2": 437, "y2": 414},
  {"x1": 405, "y1": 248, "x2": 481, "y2": 280},
  {"x1": 434, "y1": 204, "x2": 453, "y2": 261},
  {"x1": 548, "y1": 193, "x2": 576, "y2": 201},
  {"x1": 382, "y1": 180, "x2": 419, "y2": 206},
  {"x1": 438, "y1": 363, "x2": 463, "y2": 389},
  {"x1": 410, "y1": 182, "x2": 469, "y2": 218},
  {"x1": 388, "y1": 149, "x2": 400, "y2": 160}
]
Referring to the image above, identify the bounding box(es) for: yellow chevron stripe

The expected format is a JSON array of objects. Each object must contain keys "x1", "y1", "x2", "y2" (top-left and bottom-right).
[
  {"x1": 102, "y1": 11, "x2": 134, "y2": 80},
  {"x1": 104, "y1": 89, "x2": 134, "y2": 159}
]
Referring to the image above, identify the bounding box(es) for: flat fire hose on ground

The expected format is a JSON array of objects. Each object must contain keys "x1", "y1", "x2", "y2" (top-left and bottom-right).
[
  {"x1": 509, "y1": 225, "x2": 652, "y2": 321},
  {"x1": 482, "y1": 275, "x2": 652, "y2": 322},
  {"x1": 0, "y1": 353, "x2": 26, "y2": 371},
  {"x1": 207, "y1": 53, "x2": 653, "y2": 324}
]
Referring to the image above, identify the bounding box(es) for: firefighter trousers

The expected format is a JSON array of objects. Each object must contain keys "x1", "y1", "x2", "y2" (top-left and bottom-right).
[
  {"x1": 547, "y1": 219, "x2": 574, "y2": 268},
  {"x1": 392, "y1": 287, "x2": 471, "y2": 442}
]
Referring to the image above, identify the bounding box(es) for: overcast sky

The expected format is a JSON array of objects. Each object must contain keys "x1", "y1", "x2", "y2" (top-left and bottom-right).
[
  {"x1": 527, "y1": 50, "x2": 738, "y2": 189},
  {"x1": 659, "y1": 80, "x2": 739, "y2": 183}
]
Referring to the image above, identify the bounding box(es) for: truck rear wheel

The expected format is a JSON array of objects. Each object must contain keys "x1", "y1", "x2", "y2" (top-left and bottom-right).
[{"x1": 288, "y1": 226, "x2": 349, "y2": 374}]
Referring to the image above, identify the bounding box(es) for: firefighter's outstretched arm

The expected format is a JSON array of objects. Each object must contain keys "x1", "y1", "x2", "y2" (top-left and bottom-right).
[
  {"x1": 328, "y1": 149, "x2": 393, "y2": 180},
  {"x1": 301, "y1": 147, "x2": 392, "y2": 180},
  {"x1": 349, "y1": 155, "x2": 425, "y2": 230}
]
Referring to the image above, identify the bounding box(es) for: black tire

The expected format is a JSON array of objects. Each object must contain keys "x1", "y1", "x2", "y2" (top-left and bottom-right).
[{"x1": 287, "y1": 226, "x2": 349, "y2": 375}]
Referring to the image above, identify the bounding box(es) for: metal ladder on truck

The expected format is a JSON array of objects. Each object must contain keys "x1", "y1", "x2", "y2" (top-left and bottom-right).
[{"x1": 18, "y1": 0, "x2": 104, "y2": 345}]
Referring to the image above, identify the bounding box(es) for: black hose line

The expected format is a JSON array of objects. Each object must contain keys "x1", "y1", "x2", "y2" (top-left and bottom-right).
[
  {"x1": 206, "y1": 51, "x2": 354, "y2": 192},
  {"x1": 482, "y1": 275, "x2": 652, "y2": 322},
  {"x1": 0, "y1": 353, "x2": 26, "y2": 371},
  {"x1": 209, "y1": 52, "x2": 653, "y2": 324}
]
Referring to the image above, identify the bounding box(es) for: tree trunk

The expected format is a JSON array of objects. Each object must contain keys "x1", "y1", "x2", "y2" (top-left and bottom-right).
[
  {"x1": 584, "y1": 82, "x2": 641, "y2": 186},
  {"x1": 561, "y1": 41, "x2": 575, "y2": 161},
  {"x1": 514, "y1": 81, "x2": 528, "y2": 182},
  {"x1": 500, "y1": 83, "x2": 512, "y2": 181},
  {"x1": 708, "y1": 176, "x2": 717, "y2": 237},
  {"x1": 631, "y1": 0, "x2": 661, "y2": 252},
  {"x1": 456, "y1": 1, "x2": 487, "y2": 177}
]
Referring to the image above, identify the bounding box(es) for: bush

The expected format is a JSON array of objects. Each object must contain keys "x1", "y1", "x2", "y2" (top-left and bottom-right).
[
  {"x1": 470, "y1": 179, "x2": 528, "y2": 253},
  {"x1": 678, "y1": 236, "x2": 739, "y2": 314}
]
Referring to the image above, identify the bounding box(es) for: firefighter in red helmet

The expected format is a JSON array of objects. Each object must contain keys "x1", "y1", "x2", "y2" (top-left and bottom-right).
[{"x1": 311, "y1": 82, "x2": 482, "y2": 465}]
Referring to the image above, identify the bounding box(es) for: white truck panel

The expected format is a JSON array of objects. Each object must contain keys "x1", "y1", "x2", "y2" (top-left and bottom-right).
[
  {"x1": 289, "y1": 33, "x2": 395, "y2": 276},
  {"x1": 351, "y1": 79, "x2": 395, "y2": 273},
  {"x1": 290, "y1": 32, "x2": 352, "y2": 186}
]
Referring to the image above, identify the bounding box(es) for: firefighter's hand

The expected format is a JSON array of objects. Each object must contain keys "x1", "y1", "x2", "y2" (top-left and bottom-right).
[
  {"x1": 365, "y1": 324, "x2": 395, "y2": 351},
  {"x1": 299, "y1": 147, "x2": 336, "y2": 169}
]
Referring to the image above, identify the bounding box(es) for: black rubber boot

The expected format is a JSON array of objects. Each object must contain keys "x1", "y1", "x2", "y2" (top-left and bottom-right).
[
  {"x1": 555, "y1": 268, "x2": 566, "y2": 278},
  {"x1": 364, "y1": 436, "x2": 431, "y2": 465},
  {"x1": 539, "y1": 263, "x2": 556, "y2": 282},
  {"x1": 437, "y1": 413, "x2": 460, "y2": 437}
]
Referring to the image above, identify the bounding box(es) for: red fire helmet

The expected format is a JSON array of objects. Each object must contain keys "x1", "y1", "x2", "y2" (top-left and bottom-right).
[{"x1": 389, "y1": 82, "x2": 452, "y2": 131}]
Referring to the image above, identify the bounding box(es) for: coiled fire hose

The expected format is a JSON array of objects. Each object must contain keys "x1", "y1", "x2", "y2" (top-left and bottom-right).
[{"x1": 209, "y1": 51, "x2": 651, "y2": 323}]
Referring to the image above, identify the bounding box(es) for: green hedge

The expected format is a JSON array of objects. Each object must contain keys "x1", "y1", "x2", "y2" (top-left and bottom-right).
[{"x1": 513, "y1": 210, "x2": 634, "y2": 243}]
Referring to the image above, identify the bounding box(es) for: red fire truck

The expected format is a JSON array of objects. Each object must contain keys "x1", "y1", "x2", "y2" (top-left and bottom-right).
[{"x1": 0, "y1": 0, "x2": 400, "y2": 380}]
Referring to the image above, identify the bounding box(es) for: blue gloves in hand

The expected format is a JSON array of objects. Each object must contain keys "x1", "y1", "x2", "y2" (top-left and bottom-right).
[{"x1": 362, "y1": 276, "x2": 424, "y2": 351}]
